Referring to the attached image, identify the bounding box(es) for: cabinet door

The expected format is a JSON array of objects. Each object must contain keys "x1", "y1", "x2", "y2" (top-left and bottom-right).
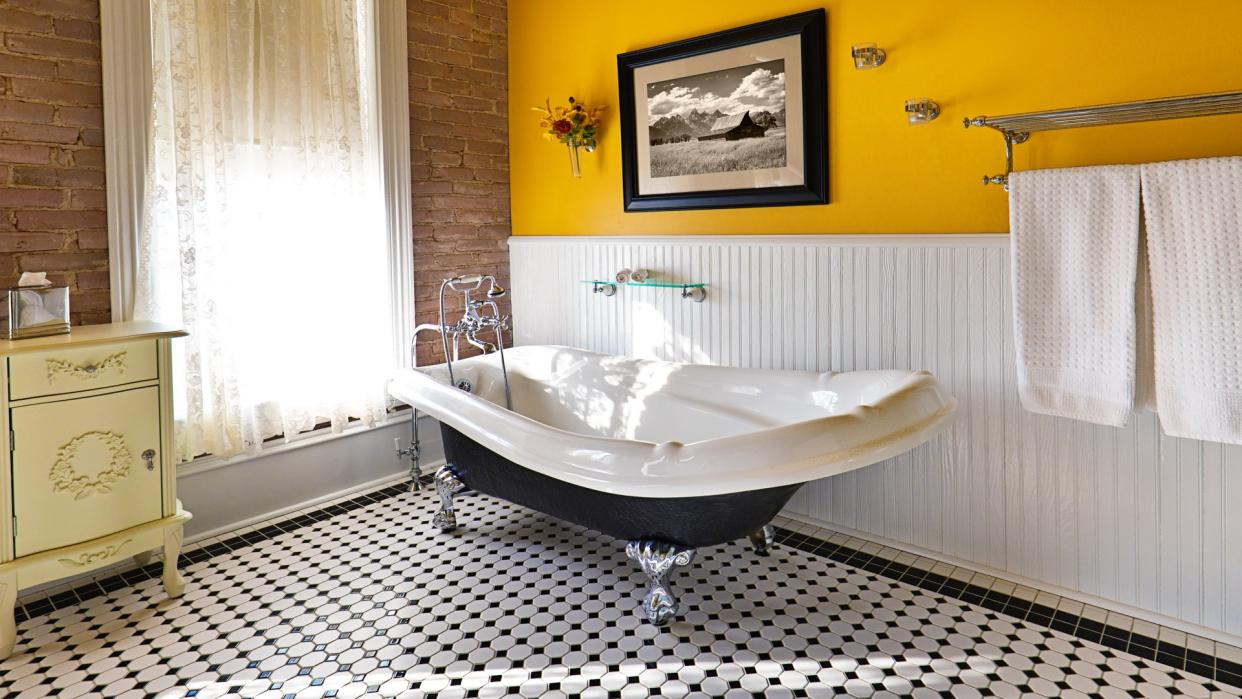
[{"x1": 11, "y1": 386, "x2": 163, "y2": 557}]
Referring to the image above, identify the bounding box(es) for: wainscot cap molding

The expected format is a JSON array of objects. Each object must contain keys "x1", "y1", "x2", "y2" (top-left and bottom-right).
[{"x1": 508, "y1": 234, "x2": 1009, "y2": 248}]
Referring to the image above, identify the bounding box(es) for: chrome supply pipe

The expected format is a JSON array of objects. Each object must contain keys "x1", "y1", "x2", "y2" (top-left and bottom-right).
[{"x1": 399, "y1": 273, "x2": 514, "y2": 490}]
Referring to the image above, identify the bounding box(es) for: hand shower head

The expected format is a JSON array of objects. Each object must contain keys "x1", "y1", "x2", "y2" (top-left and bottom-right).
[{"x1": 486, "y1": 283, "x2": 507, "y2": 299}]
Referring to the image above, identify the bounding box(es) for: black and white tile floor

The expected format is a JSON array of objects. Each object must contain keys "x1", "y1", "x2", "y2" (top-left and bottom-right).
[{"x1": 2, "y1": 481, "x2": 1239, "y2": 698}]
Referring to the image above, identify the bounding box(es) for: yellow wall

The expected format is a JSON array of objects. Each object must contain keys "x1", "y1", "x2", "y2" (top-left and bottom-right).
[{"x1": 507, "y1": 1, "x2": 1242, "y2": 236}]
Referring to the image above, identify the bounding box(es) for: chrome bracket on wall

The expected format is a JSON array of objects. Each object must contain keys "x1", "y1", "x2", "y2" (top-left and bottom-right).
[{"x1": 964, "y1": 120, "x2": 1028, "y2": 190}]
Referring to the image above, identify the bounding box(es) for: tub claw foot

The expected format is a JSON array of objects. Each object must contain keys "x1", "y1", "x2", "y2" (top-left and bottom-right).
[
  {"x1": 748, "y1": 525, "x2": 775, "y2": 555},
  {"x1": 432, "y1": 465, "x2": 466, "y2": 532},
  {"x1": 626, "y1": 540, "x2": 695, "y2": 626}
]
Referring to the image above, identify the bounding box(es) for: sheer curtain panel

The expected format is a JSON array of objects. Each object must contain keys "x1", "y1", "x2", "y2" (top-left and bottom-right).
[{"x1": 138, "y1": 0, "x2": 395, "y2": 461}]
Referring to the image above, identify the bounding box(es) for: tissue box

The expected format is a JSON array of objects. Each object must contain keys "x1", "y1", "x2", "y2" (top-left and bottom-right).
[{"x1": 2, "y1": 284, "x2": 70, "y2": 339}]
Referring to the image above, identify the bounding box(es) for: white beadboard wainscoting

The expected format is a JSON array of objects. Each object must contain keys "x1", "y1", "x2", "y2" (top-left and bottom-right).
[{"x1": 509, "y1": 234, "x2": 1242, "y2": 641}]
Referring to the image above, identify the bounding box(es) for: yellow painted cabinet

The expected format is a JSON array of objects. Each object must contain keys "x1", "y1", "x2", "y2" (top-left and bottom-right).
[
  {"x1": 11, "y1": 386, "x2": 163, "y2": 557},
  {"x1": 0, "y1": 322, "x2": 191, "y2": 660}
]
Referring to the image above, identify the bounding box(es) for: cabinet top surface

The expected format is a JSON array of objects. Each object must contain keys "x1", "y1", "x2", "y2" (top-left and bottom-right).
[{"x1": 0, "y1": 321, "x2": 186, "y2": 356}]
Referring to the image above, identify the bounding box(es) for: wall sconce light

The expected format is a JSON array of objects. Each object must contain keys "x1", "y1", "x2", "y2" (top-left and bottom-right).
[
  {"x1": 905, "y1": 98, "x2": 940, "y2": 124},
  {"x1": 850, "y1": 43, "x2": 887, "y2": 70}
]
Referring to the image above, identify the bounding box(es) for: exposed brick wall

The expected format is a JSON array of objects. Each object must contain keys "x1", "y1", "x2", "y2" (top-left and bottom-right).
[
  {"x1": 408, "y1": 0, "x2": 511, "y2": 366},
  {"x1": 0, "y1": 0, "x2": 108, "y2": 325},
  {"x1": 0, "y1": 0, "x2": 512, "y2": 341}
]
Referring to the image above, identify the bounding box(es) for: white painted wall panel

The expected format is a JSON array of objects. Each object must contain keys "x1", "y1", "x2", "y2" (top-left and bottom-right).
[{"x1": 510, "y1": 234, "x2": 1242, "y2": 637}]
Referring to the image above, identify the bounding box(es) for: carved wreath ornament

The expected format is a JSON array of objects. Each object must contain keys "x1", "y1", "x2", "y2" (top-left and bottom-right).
[
  {"x1": 58, "y1": 539, "x2": 131, "y2": 568},
  {"x1": 45, "y1": 351, "x2": 128, "y2": 384},
  {"x1": 48, "y1": 431, "x2": 133, "y2": 500}
]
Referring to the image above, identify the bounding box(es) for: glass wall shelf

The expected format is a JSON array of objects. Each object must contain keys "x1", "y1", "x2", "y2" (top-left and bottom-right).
[{"x1": 581, "y1": 280, "x2": 707, "y2": 302}]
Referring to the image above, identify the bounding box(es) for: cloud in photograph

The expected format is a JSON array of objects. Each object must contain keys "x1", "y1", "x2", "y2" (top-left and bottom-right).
[{"x1": 647, "y1": 59, "x2": 785, "y2": 125}]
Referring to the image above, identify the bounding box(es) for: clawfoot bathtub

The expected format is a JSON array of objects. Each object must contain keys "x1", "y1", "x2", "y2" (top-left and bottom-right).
[{"x1": 388, "y1": 345, "x2": 956, "y2": 625}]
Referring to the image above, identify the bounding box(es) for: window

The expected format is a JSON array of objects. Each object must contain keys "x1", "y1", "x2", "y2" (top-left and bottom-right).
[{"x1": 103, "y1": 0, "x2": 413, "y2": 461}]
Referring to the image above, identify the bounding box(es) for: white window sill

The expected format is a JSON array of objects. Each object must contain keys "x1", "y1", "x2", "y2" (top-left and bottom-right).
[{"x1": 176, "y1": 407, "x2": 423, "y2": 477}]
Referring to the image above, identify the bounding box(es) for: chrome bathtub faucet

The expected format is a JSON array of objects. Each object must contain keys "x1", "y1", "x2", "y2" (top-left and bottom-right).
[{"x1": 398, "y1": 273, "x2": 514, "y2": 491}]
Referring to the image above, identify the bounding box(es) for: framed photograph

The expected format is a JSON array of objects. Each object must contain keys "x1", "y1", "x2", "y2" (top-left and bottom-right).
[{"x1": 617, "y1": 9, "x2": 827, "y2": 212}]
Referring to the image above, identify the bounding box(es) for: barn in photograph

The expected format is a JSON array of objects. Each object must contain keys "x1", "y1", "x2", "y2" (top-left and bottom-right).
[{"x1": 697, "y1": 111, "x2": 769, "y2": 140}]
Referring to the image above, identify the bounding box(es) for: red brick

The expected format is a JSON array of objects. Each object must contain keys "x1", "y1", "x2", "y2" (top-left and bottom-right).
[
  {"x1": 56, "y1": 59, "x2": 101, "y2": 84},
  {"x1": 0, "y1": 52, "x2": 57, "y2": 79},
  {"x1": 0, "y1": 120, "x2": 78, "y2": 143},
  {"x1": 430, "y1": 151, "x2": 462, "y2": 166},
  {"x1": 0, "y1": 187, "x2": 64, "y2": 207},
  {"x1": 69, "y1": 288, "x2": 109, "y2": 310},
  {"x1": 5, "y1": 34, "x2": 99, "y2": 62},
  {"x1": 454, "y1": 238, "x2": 505, "y2": 252},
  {"x1": 12, "y1": 165, "x2": 104, "y2": 187},
  {"x1": 53, "y1": 18, "x2": 99, "y2": 41},
  {"x1": 56, "y1": 105, "x2": 102, "y2": 127},
  {"x1": 75, "y1": 228, "x2": 107, "y2": 249},
  {"x1": 0, "y1": 232, "x2": 65, "y2": 252},
  {"x1": 6, "y1": 0, "x2": 99, "y2": 20},
  {"x1": 0, "y1": 8, "x2": 55, "y2": 33},
  {"x1": 70, "y1": 147, "x2": 103, "y2": 167},
  {"x1": 75, "y1": 269, "x2": 109, "y2": 288},
  {"x1": 0, "y1": 99, "x2": 55, "y2": 123},
  {"x1": 15, "y1": 208, "x2": 105, "y2": 230},
  {"x1": 68, "y1": 189, "x2": 104, "y2": 209},
  {"x1": 0, "y1": 142, "x2": 51, "y2": 164},
  {"x1": 11, "y1": 77, "x2": 102, "y2": 105},
  {"x1": 18, "y1": 250, "x2": 106, "y2": 271}
]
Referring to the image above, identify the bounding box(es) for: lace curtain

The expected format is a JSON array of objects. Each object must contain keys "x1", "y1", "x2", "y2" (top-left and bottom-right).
[{"x1": 137, "y1": 0, "x2": 395, "y2": 461}]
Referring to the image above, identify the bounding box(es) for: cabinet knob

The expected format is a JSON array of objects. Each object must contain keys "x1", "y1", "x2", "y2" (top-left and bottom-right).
[
  {"x1": 141, "y1": 449, "x2": 156, "y2": 471},
  {"x1": 83, "y1": 364, "x2": 97, "y2": 374}
]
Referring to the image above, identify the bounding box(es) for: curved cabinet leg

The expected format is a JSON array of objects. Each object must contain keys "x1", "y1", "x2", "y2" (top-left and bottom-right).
[
  {"x1": 0, "y1": 570, "x2": 16, "y2": 660},
  {"x1": 431, "y1": 465, "x2": 466, "y2": 532},
  {"x1": 626, "y1": 540, "x2": 695, "y2": 626},
  {"x1": 748, "y1": 525, "x2": 775, "y2": 556},
  {"x1": 162, "y1": 525, "x2": 186, "y2": 599}
]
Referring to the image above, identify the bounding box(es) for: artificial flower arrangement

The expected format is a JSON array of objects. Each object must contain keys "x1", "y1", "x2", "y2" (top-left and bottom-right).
[{"x1": 534, "y1": 96, "x2": 604, "y2": 177}]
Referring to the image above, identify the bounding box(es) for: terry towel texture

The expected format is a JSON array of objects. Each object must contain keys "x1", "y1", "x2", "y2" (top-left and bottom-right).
[
  {"x1": 1141, "y1": 156, "x2": 1242, "y2": 444},
  {"x1": 1008, "y1": 165, "x2": 1142, "y2": 426}
]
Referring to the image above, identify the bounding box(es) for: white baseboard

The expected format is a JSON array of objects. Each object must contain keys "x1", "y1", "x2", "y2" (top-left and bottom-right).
[
  {"x1": 186, "y1": 458, "x2": 445, "y2": 544},
  {"x1": 178, "y1": 413, "x2": 443, "y2": 537},
  {"x1": 780, "y1": 510, "x2": 1242, "y2": 650}
]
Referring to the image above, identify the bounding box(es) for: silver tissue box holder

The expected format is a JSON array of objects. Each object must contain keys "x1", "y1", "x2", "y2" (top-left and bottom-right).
[{"x1": 3, "y1": 284, "x2": 70, "y2": 339}]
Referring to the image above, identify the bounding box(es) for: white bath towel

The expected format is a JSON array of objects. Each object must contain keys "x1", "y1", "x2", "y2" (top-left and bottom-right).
[
  {"x1": 1140, "y1": 156, "x2": 1242, "y2": 444},
  {"x1": 1008, "y1": 164, "x2": 1142, "y2": 425}
]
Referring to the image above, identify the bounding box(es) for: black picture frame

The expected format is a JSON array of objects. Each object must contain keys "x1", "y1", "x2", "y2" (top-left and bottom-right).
[{"x1": 617, "y1": 9, "x2": 828, "y2": 213}]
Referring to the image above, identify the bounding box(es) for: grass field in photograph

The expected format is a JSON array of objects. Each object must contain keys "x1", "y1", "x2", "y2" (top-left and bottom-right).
[{"x1": 650, "y1": 128, "x2": 786, "y2": 178}]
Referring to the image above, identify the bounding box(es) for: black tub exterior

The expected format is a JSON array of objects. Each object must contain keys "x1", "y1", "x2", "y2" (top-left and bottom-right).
[{"x1": 439, "y1": 424, "x2": 802, "y2": 548}]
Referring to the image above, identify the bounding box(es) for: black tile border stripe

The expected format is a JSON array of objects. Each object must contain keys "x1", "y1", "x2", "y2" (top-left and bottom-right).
[
  {"x1": 14, "y1": 481, "x2": 417, "y2": 625},
  {"x1": 12, "y1": 479, "x2": 1241, "y2": 691},
  {"x1": 769, "y1": 526, "x2": 1242, "y2": 690}
]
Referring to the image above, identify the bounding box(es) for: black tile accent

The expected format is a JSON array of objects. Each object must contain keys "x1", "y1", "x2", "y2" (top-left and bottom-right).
[
  {"x1": 14, "y1": 477, "x2": 428, "y2": 624},
  {"x1": 10, "y1": 484, "x2": 1238, "y2": 693},
  {"x1": 766, "y1": 526, "x2": 1237, "y2": 684}
]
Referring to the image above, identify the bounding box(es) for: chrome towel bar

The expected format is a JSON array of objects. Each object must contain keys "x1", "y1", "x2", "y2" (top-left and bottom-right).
[{"x1": 964, "y1": 89, "x2": 1242, "y2": 188}]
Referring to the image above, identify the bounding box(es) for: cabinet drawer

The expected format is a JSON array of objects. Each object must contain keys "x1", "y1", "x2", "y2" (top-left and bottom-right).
[
  {"x1": 8, "y1": 339, "x2": 157, "y2": 400},
  {"x1": 11, "y1": 385, "x2": 163, "y2": 557}
]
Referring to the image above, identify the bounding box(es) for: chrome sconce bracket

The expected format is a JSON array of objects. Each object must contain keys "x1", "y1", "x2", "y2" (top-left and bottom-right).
[
  {"x1": 905, "y1": 98, "x2": 940, "y2": 124},
  {"x1": 850, "y1": 43, "x2": 886, "y2": 70}
]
